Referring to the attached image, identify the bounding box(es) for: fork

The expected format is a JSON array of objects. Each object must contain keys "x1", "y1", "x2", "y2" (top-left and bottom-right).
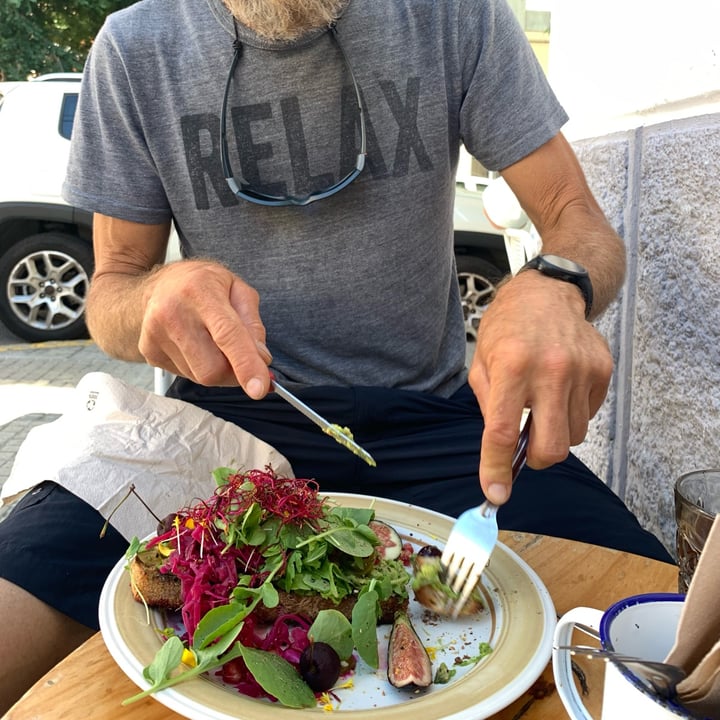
[
  {"x1": 441, "y1": 410, "x2": 532, "y2": 618},
  {"x1": 556, "y1": 644, "x2": 687, "y2": 699}
]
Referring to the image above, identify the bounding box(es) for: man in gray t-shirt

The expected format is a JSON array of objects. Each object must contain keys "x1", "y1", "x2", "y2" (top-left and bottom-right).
[{"x1": 0, "y1": 0, "x2": 673, "y2": 710}]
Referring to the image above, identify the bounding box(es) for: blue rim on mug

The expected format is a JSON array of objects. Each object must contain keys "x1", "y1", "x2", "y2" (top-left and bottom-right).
[{"x1": 600, "y1": 593, "x2": 695, "y2": 718}]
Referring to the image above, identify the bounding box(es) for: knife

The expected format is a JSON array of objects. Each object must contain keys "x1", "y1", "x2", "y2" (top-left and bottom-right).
[{"x1": 270, "y1": 375, "x2": 376, "y2": 467}]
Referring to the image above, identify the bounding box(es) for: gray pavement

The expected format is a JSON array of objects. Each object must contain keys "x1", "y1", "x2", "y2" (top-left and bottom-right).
[{"x1": 0, "y1": 338, "x2": 155, "y2": 519}]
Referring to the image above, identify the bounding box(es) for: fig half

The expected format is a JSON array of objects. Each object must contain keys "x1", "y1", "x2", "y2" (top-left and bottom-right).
[{"x1": 387, "y1": 611, "x2": 432, "y2": 688}]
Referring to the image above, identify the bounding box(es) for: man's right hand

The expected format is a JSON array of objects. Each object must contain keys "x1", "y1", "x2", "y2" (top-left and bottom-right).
[
  {"x1": 86, "y1": 214, "x2": 272, "y2": 399},
  {"x1": 138, "y1": 259, "x2": 272, "y2": 397}
]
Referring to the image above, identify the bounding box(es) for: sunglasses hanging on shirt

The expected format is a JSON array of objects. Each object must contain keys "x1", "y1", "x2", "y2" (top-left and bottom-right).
[{"x1": 220, "y1": 21, "x2": 367, "y2": 207}]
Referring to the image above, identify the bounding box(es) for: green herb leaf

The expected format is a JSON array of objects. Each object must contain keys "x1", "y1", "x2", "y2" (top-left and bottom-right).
[
  {"x1": 125, "y1": 632, "x2": 245, "y2": 705},
  {"x1": 192, "y1": 603, "x2": 246, "y2": 651},
  {"x1": 455, "y1": 642, "x2": 493, "y2": 666},
  {"x1": 124, "y1": 536, "x2": 144, "y2": 561},
  {"x1": 308, "y1": 609, "x2": 354, "y2": 660},
  {"x1": 212, "y1": 467, "x2": 235, "y2": 486},
  {"x1": 240, "y1": 503, "x2": 267, "y2": 545},
  {"x1": 325, "y1": 526, "x2": 376, "y2": 557},
  {"x1": 279, "y1": 522, "x2": 305, "y2": 549},
  {"x1": 238, "y1": 645, "x2": 317, "y2": 708},
  {"x1": 352, "y1": 589, "x2": 379, "y2": 668},
  {"x1": 434, "y1": 662, "x2": 456, "y2": 684},
  {"x1": 260, "y1": 582, "x2": 279, "y2": 608},
  {"x1": 142, "y1": 635, "x2": 184, "y2": 685}
]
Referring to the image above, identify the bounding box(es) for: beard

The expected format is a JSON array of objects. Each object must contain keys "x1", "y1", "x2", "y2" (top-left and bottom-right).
[{"x1": 223, "y1": 0, "x2": 347, "y2": 41}]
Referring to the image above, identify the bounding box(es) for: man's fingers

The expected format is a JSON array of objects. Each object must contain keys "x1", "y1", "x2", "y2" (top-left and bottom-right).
[
  {"x1": 203, "y1": 309, "x2": 270, "y2": 397},
  {"x1": 479, "y1": 417, "x2": 526, "y2": 504},
  {"x1": 254, "y1": 340, "x2": 273, "y2": 365},
  {"x1": 137, "y1": 263, "x2": 271, "y2": 395}
]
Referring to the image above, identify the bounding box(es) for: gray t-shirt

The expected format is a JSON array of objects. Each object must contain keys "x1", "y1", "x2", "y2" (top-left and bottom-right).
[{"x1": 63, "y1": 0, "x2": 567, "y2": 397}]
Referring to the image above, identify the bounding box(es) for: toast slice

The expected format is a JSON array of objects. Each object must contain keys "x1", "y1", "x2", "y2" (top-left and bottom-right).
[
  {"x1": 129, "y1": 549, "x2": 407, "y2": 624},
  {"x1": 129, "y1": 548, "x2": 182, "y2": 610}
]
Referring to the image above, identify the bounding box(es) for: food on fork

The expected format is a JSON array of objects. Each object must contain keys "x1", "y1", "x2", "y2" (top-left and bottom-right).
[{"x1": 412, "y1": 545, "x2": 484, "y2": 616}]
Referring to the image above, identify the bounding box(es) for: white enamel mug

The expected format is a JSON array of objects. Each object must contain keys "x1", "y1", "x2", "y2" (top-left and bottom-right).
[{"x1": 552, "y1": 593, "x2": 693, "y2": 719}]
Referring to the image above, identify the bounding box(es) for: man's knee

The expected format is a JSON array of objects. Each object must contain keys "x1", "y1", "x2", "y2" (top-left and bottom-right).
[{"x1": 0, "y1": 578, "x2": 94, "y2": 715}]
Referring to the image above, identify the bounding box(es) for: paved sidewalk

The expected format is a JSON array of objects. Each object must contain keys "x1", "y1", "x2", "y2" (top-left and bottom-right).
[{"x1": 0, "y1": 339, "x2": 155, "y2": 519}]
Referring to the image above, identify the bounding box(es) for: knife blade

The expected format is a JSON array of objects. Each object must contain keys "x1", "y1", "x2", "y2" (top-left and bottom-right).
[{"x1": 270, "y1": 377, "x2": 376, "y2": 467}]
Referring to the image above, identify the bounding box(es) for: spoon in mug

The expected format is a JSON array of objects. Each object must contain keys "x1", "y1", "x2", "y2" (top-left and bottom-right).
[{"x1": 557, "y1": 644, "x2": 687, "y2": 699}]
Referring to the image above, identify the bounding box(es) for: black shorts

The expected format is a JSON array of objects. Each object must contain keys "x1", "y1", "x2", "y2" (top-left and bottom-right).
[
  {"x1": 0, "y1": 481, "x2": 127, "y2": 629},
  {"x1": 0, "y1": 382, "x2": 673, "y2": 628}
]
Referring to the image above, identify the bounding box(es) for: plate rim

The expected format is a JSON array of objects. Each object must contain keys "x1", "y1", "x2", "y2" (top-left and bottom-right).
[{"x1": 100, "y1": 492, "x2": 556, "y2": 720}]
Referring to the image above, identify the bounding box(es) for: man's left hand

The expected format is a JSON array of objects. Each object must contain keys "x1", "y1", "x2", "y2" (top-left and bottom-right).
[{"x1": 469, "y1": 268, "x2": 613, "y2": 505}]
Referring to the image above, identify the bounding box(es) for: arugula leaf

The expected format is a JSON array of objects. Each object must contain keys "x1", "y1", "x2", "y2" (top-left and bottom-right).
[
  {"x1": 238, "y1": 645, "x2": 317, "y2": 708},
  {"x1": 278, "y1": 521, "x2": 306, "y2": 549}
]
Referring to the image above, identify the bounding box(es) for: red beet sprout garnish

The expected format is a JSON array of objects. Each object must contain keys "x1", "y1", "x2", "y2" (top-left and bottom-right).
[
  {"x1": 147, "y1": 467, "x2": 327, "y2": 641},
  {"x1": 217, "y1": 468, "x2": 327, "y2": 524}
]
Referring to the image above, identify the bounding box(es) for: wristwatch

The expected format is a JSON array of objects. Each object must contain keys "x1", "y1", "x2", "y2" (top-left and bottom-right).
[{"x1": 519, "y1": 254, "x2": 594, "y2": 318}]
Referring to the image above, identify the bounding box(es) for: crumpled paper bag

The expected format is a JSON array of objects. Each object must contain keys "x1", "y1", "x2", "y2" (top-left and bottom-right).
[
  {"x1": 665, "y1": 514, "x2": 720, "y2": 719},
  {"x1": 0, "y1": 372, "x2": 293, "y2": 541}
]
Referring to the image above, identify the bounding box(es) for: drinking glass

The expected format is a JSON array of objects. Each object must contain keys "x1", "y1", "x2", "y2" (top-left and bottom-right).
[{"x1": 675, "y1": 469, "x2": 720, "y2": 593}]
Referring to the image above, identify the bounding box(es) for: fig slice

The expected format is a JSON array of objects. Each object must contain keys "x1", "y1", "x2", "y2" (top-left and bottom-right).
[
  {"x1": 387, "y1": 611, "x2": 432, "y2": 688},
  {"x1": 369, "y1": 519, "x2": 402, "y2": 560}
]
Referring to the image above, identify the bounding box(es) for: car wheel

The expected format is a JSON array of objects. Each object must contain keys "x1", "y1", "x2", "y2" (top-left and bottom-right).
[
  {"x1": 0, "y1": 232, "x2": 93, "y2": 342},
  {"x1": 456, "y1": 254, "x2": 504, "y2": 342}
]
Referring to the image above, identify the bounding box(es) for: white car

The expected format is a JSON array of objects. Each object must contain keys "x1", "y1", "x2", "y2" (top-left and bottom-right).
[
  {"x1": 0, "y1": 74, "x2": 507, "y2": 342},
  {"x1": 0, "y1": 74, "x2": 92, "y2": 341}
]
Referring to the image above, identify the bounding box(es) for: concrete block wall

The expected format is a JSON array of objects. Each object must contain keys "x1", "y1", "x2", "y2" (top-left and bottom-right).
[{"x1": 571, "y1": 112, "x2": 720, "y2": 556}]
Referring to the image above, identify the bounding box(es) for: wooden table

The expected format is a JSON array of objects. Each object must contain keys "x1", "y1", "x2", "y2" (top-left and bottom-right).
[{"x1": 4, "y1": 531, "x2": 678, "y2": 720}]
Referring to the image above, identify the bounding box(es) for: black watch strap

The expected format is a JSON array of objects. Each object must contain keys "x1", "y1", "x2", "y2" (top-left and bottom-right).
[{"x1": 519, "y1": 254, "x2": 594, "y2": 318}]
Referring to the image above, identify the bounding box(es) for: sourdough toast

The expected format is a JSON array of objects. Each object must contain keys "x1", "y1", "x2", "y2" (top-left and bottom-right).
[{"x1": 129, "y1": 548, "x2": 408, "y2": 624}]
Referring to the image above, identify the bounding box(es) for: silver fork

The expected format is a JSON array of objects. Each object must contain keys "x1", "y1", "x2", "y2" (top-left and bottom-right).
[
  {"x1": 441, "y1": 411, "x2": 532, "y2": 618},
  {"x1": 556, "y1": 645, "x2": 687, "y2": 699}
]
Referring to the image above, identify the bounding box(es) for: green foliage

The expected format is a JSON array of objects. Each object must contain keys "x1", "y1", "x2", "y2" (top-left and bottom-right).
[{"x1": 0, "y1": 0, "x2": 135, "y2": 81}]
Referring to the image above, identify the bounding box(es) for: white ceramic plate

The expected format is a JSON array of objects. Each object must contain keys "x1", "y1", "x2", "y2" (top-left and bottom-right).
[{"x1": 99, "y1": 493, "x2": 555, "y2": 720}]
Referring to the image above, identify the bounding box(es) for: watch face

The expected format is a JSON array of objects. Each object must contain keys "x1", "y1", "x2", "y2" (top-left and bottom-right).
[{"x1": 542, "y1": 254, "x2": 586, "y2": 274}]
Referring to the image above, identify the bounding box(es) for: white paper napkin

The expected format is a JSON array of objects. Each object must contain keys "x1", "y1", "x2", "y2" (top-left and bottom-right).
[{"x1": 0, "y1": 372, "x2": 293, "y2": 541}]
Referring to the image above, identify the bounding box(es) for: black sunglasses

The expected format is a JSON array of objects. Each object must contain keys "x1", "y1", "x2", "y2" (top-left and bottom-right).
[{"x1": 220, "y1": 23, "x2": 367, "y2": 207}]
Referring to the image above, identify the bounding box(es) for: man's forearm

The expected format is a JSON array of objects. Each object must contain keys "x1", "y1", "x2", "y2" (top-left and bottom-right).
[
  {"x1": 538, "y1": 205, "x2": 626, "y2": 318},
  {"x1": 500, "y1": 133, "x2": 626, "y2": 318},
  {"x1": 88, "y1": 214, "x2": 173, "y2": 362},
  {"x1": 86, "y1": 269, "x2": 158, "y2": 362}
]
